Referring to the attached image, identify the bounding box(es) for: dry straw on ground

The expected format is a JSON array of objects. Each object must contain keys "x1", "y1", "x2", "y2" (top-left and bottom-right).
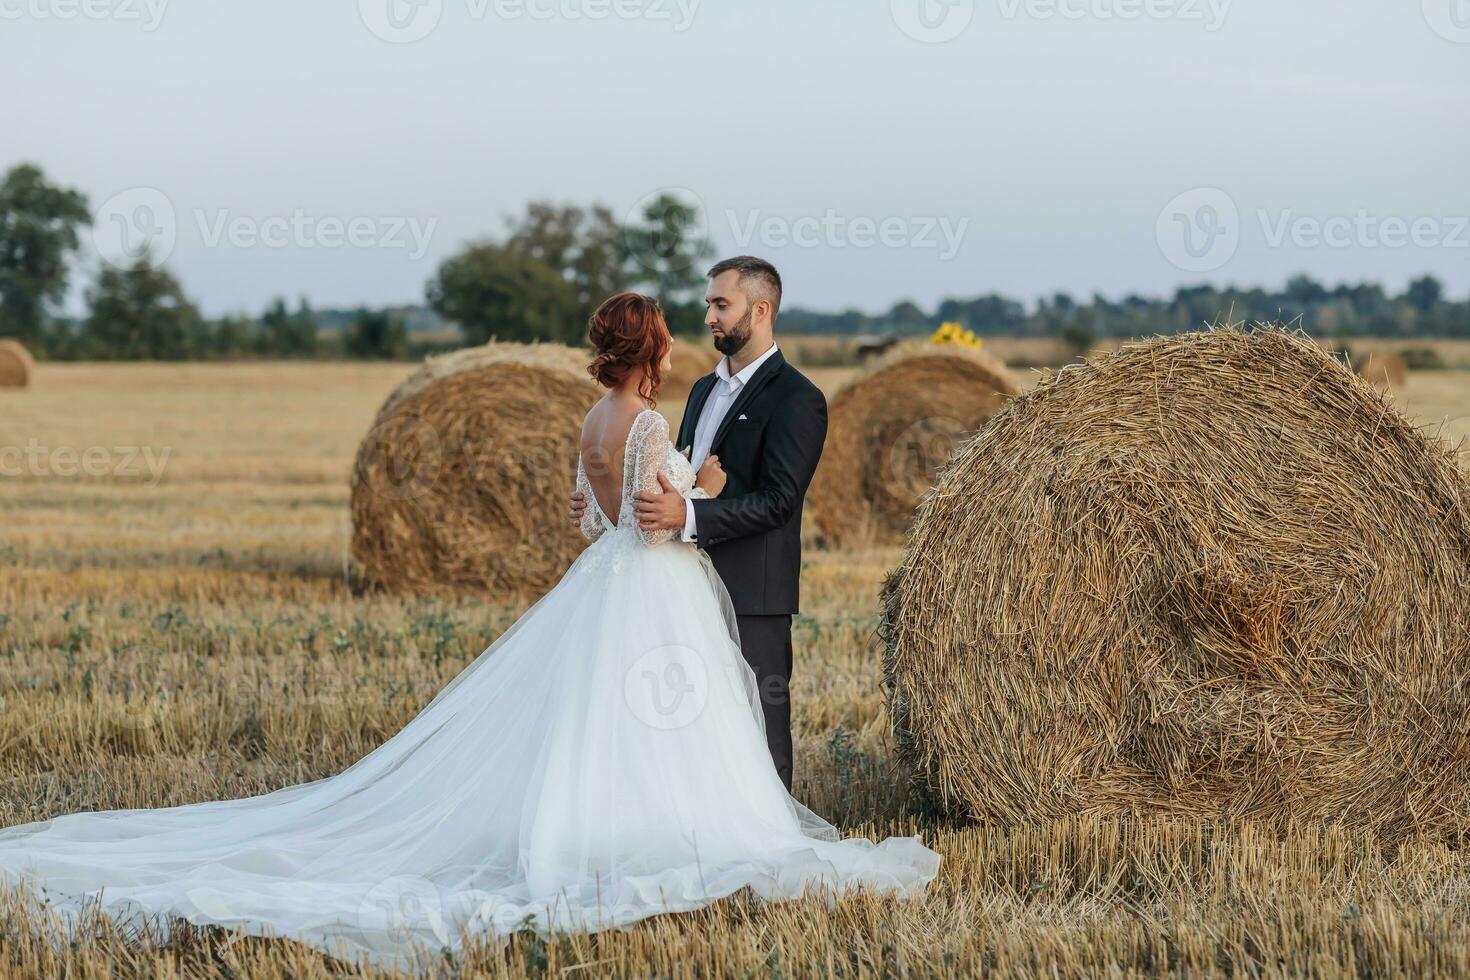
[
  {"x1": 880, "y1": 324, "x2": 1470, "y2": 841},
  {"x1": 350, "y1": 341, "x2": 600, "y2": 599},
  {"x1": 1357, "y1": 349, "x2": 1409, "y2": 390},
  {"x1": 0, "y1": 339, "x2": 34, "y2": 388},
  {"x1": 808, "y1": 342, "x2": 1019, "y2": 547}
]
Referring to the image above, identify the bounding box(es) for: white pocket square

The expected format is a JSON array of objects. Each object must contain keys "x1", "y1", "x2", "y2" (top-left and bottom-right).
[{"x1": 738, "y1": 414, "x2": 748, "y2": 420}]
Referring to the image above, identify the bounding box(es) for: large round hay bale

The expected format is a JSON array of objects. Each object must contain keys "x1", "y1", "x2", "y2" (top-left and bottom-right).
[
  {"x1": 808, "y1": 343, "x2": 1019, "y2": 547},
  {"x1": 1357, "y1": 350, "x2": 1408, "y2": 390},
  {"x1": 350, "y1": 341, "x2": 600, "y2": 598},
  {"x1": 0, "y1": 339, "x2": 34, "y2": 388},
  {"x1": 663, "y1": 341, "x2": 721, "y2": 398},
  {"x1": 880, "y1": 325, "x2": 1470, "y2": 840}
]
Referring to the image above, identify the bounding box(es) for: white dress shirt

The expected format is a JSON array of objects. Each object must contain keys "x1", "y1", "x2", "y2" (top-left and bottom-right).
[{"x1": 681, "y1": 342, "x2": 781, "y2": 543}]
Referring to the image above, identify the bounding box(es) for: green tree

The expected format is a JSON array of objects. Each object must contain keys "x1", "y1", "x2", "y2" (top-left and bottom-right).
[
  {"x1": 1283, "y1": 273, "x2": 1328, "y2": 308},
  {"x1": 211, "y1": 315, "x2": 254, "y2": 358},
  {"x1": 82, "y1": 256, "x2": 205, "y2": 359},
  {"x1": 1061, "y1": 322, "x2": 1096, "y2": 356},
  {"x1": 622, "y1": 193, "x2": 714, "y2": 304},
  {"x1": 1405, "y1": 275, "x2": 1443, "y2": 313},
  {"x1": 259, "y1": 297, "x2": 318, "y2": 356},
  {"x1": 208, "y1": 314, "x2": 256, "y2": 358},
  {"x1": 426, "y1": 243, "x2": 580, "y2": 344},
  {"x1": 344, "y1": 307, "x2": 408, "y2": 359},
  {"x1": 0, "y1": 163, "x2": 91, "y2": 345},
  {"x1": 505, "y1": 201, "x2": 626, "y2": 320},
  {"x1": 885, "y1": 299, "x2": 928, "y2": 334}
]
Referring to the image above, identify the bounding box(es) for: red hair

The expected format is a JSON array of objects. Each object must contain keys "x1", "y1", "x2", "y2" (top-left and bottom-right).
[{"x1": 585, "y1": 292, "x2": 672, "y2": 405}]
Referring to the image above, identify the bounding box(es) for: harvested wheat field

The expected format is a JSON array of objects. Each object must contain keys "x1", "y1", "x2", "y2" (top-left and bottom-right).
[
  {"x1": 807, "y1": 342, "x2": 1019, "y2": 548},
  {"x1": 882, "y1": 324, "x2": 1470, "y2": 843},
  {"x1": 350, "y1": 342, "x2": 600, "y2": 599},
  {"x1": 2, "y1": 353, "x2": 1470, "y2": 976}
]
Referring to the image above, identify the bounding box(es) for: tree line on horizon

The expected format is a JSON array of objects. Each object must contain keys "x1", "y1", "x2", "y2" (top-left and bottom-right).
[
  {"x1": 1, "y1": 162, "x2": 1466, "y2": 363},
  {"x1": 783, "y1": 273, "x2": 1467, "y2": 355},
  {"x1": 0, "y1": 163, "x2": 715, "y2": 361}
]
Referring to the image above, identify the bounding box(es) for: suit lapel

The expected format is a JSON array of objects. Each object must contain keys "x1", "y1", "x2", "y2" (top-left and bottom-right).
[
  {"x1": 678, "y1": 373, "x2": 717, "y2": 449},
  {"x1": 710, "y1": 349, "x2": 785, "y2": 452}
]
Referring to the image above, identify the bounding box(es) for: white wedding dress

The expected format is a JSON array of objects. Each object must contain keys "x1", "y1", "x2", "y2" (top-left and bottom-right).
[{"x1": 0, "y1": 408, "x2": 940, "y2": 973}]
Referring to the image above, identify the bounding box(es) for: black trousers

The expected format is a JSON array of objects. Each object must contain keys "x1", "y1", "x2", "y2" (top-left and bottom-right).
[{"x1": 735, "y1": 613, "x2": 794, "y2": 790}]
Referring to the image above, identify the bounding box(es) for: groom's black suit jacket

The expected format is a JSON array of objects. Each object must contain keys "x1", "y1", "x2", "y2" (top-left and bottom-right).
[{"x1": 675, "y1": 349, "x2": 828, "y2": 616}]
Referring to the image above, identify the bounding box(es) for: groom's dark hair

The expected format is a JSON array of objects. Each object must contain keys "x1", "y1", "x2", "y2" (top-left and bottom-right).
[{"x1": 707, "y1": 256, "x2": 782, "y2": 322}]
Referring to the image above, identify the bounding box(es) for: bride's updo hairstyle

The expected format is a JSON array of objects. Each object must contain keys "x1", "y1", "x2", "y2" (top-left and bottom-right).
[{"x1": 585, "y1": 292, "x2": 672, "y2": 406}]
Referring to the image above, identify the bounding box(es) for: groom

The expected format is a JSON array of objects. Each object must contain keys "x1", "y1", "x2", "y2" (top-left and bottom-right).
[{"x1": 568, "y1": 256, "x2": 828, "y2": 791}]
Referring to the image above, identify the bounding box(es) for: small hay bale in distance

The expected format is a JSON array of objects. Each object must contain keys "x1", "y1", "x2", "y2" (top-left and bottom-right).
[
  {"x1": 350, "y1": 341, "x2": 600, "y2": 598},
  {"x1": 1356, "y1": 350, "x2": 1408, "y2": 390},
  {"x1": 880, "y1": 325, "x2": 1470, "y2": 840},
  {"x1": 808, "y1": 342, "x2": 1019, "y2": 548},
  {"x1": 0, "y1": 339, "x2": 34, "y2": 388}
]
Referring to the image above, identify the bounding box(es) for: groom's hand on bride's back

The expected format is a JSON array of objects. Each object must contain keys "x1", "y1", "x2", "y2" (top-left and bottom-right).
[{"x1": 569, "y1": 490, "x2": 587, "y2": 525}]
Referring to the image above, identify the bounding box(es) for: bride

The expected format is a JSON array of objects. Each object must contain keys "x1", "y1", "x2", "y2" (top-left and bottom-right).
[{"x1": 0, "y1": 293, "x2": 941, "y2": 974}]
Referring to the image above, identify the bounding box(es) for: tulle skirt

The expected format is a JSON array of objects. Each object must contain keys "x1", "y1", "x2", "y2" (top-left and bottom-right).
[{"x1": 0, "y1": 526, "x2": 940, "y2": 973}]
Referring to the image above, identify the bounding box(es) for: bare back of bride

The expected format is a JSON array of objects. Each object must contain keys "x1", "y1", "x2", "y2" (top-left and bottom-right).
[{"x1": 0, "y1": 293, "x2": 939, "y2": 975}]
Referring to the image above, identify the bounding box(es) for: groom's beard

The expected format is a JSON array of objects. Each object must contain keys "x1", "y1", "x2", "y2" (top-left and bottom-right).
[{"x1": 713, "y1": 310, "x2": 753, "y2": 357}]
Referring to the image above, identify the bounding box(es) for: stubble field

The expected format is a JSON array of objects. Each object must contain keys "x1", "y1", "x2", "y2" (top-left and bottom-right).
[{"x1": 1, "y1": 354, "x2": 1469, "y2": 977}]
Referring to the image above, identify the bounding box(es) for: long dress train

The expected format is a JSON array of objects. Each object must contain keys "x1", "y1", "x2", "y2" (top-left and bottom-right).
[{"x1": 0, "y1": 408, "x2": 940, "y2": 973}]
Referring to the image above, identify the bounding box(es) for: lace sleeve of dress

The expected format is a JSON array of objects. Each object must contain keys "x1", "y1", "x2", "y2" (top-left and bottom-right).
[
  {"x1": 628, "y1": 411, "x2": 696, "y2": 547},
  {"x1": 575, "y1": 456, "x2": 605, "y2": 543}
]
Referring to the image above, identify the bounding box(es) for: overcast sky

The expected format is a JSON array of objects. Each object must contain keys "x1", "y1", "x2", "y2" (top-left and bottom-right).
[{"x1": 6, "y1": 0, "x2": 1467, "y2": 317}]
